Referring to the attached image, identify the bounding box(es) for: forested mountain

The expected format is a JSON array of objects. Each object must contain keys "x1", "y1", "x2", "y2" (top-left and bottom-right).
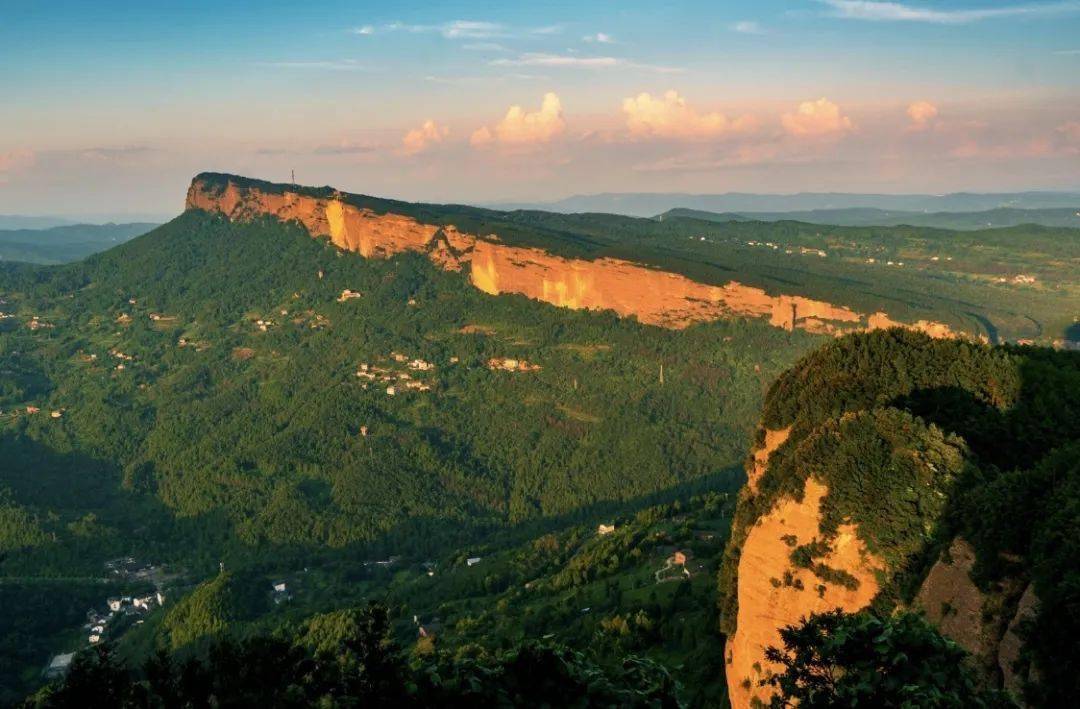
[
  {"x1": 0, "y1": 204, "x2": 816, "y2": 703},
  {"x1": 0, "y1": 223, "x2": 157, "y2": 264},
  {"x1": 495, "y1": 190, "x2": 1080, "y2": 217},
  {"x1": 185, "y1": 173, "x2": 1080, "y2": 345},
  {"x1": 3, "y1": 176, "x2": 1079, "y2": 706},
  {"x1": 662, "y1": 206, "x2": 1080, "y2": 231},
  {"x1": 721, "y1": 329, "x2": 1080, "y2": 707}
]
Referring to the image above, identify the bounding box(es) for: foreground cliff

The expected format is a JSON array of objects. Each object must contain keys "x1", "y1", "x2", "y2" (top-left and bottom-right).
[
  {"x1": 718, "y1": 330, "x2": 1080, "y2": 707},
  {"x1": 185, "y1": 173, "x2": 960, "y2": 337}
]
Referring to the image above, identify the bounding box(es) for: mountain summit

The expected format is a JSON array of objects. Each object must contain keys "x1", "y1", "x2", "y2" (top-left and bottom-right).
[{"x1": 185, "y1": 173, "x2": 962, "y2": 338}]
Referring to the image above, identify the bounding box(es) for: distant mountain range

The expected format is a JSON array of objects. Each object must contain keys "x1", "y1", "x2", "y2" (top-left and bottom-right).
[
  {"x1": 662, "y1": 206, "x2": 1080, "y2": 231},
  {"x1": 492, "y1": 191, "x2": 1080, "y2": 217},
  {"x1": 0, "y1": 222, "x2": 159, "y2": 264}
]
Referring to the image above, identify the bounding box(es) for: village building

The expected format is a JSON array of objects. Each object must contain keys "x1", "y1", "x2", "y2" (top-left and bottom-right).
[
  {"x1": 466, "y1": 557, "x2": 482, "y2": 567},
  {"x1": 597, "y1": 524, "x2": 616, "y2": 536},
  {"x1": 44, "y1": 653, "x2": 74, "y2": 679},
  {"x1": 337, "y1": 289, "x2": 362, "y2": 302}
]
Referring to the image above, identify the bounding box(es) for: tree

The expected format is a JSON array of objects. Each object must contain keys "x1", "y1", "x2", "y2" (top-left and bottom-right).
[{"x1": 763, "y1": 610, "x2": 1012, "y2": 708}]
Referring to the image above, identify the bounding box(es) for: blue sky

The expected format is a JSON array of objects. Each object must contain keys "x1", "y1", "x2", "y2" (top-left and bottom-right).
[{"x1": 2, "y1": 0, "x2": 1079, "y2": 218}]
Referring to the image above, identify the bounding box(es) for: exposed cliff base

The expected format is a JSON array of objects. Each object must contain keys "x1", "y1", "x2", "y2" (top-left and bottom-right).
[{"x1": 185, "y1": 174, "x2": 961, "y2": 337}]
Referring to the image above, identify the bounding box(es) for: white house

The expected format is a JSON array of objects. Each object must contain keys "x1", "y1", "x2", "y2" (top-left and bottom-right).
[
  {"x1": 44, "y1": 653, "x2": 74, "y2": 679},
  {"x1": 466, "y1": 557, "x2": 482, "y2": 567}
]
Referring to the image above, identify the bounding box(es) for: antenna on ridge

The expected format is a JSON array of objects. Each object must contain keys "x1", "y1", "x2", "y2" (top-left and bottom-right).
[{"x1": 291, "y1": 169, "x2": 295, "y2": 184}]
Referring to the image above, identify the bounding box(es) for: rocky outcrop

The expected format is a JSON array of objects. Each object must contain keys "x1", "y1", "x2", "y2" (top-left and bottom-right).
[
  {"x1": 724, "y1": 477, "x2": 884, "y2": 707},
  {"x1": 914, "y1": 539, "x2": 1039, "y2": 705},
  {"x1": 999, "y1": 583, "x2": 1040, "y2": 701},
  {"x1": 185, "y1": 174, "x2": 963, "y2": 336},
  {"x1": 914, "y1": 539, "x2": 995, "y2": 660}
]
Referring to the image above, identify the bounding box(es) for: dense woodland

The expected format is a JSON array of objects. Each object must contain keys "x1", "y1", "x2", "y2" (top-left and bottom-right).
[
  {"x1": 0, "y1": 210, "x2": 814, "y2": 702},
  {"x1": 2, "y1": 198, "x2": 1079, "y2": 706},
  {"x1": 720, "y1": 330, "x2": 1080, "y2": 706}
]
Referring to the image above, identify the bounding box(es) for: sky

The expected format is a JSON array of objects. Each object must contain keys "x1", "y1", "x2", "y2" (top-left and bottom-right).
[{"x1": 2, "y1": 0, "x2": 1079, "y2": 219}]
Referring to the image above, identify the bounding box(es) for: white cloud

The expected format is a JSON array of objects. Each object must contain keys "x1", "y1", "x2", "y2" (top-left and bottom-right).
[
  {"x1": 401, "y1": 120, "x2": 449, "y2": 155},
  {"x1": 442, "y1": 21, "x2": 505, "y2": 39},
  {"x1": 358, "y1": 20, "x2": 564, "y2": 40},
  {"x1": 257, "y1": 60, "x2": 369, "y2": 71},
  {"x1": 781, "y1": 98, "x2": 854, "y2": 137},
  {"x1": 462, "y1": 42, "x2": 508, "y2": 51},
  {"x1": 730, "y1": 20, "x2": 765, "y2": 34},
  {"x1": 906, "y1": 100, "x2": 939, "y2": 129},
  {"x1": 622, "y1": 90, "x2": 756, "y2": 141},
  {"x1": 583, "y1": 32, "x2": 615, "y2": 43},
  {"x1": 491, "y1": 52, "x2": 681, "y2": 72},
  {"x1": 492, "y1": 53, "x2": 619, "y2": 68},
  {"x1": 79, "y1": 146, "x2": 153, "y2": 160},
  {"x1": 471, "y1": 92, "x2": 566, "y2": 148},
  {"x1": 819, "y1": 0, "x2": 1080, "y2": 24}
]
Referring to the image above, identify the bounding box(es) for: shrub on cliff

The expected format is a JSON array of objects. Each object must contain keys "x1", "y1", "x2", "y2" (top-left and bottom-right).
[{"x1": 763, "y1": 610, "x2": 1012, "y2": 708}]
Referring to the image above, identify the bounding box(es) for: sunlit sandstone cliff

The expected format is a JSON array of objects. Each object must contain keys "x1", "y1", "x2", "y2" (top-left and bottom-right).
[
  {"x1": 185, "y1": 175, "x2": 960, "y2": 336},
  {"x1": 724, "y1": 432, "x2": 1039, "y2": 708}
]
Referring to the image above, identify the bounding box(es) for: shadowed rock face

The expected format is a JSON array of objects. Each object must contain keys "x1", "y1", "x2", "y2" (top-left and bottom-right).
[{"x1": 186, "y1": 175, "x2": 962, "y2": 336}]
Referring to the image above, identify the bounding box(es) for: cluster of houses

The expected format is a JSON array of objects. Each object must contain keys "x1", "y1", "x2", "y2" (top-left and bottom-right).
[
  {"x1": 109, "y1": 348, "x2": 134, "y2": 371},
  {"x1": 1000, "y1": 274, "x2": 1037, "y2": 285},
  {"x1": 356, "y1": 355, "x2": 437, "y2": 396},
  {"x1": 9, "y1": 405, "x2": 63, "y2": 419},
  {"x1": 487, "y1": 357, "x2": 541, "y2": 373},
  {"x1": 27, "y1": 315, "x2": 54, "y2": 330},
  {"x1": 83, "y1": 590, "x2": 166, "y2": 645},
  {"x1": 254, "y1": 317, "x2": 275, "y2": 332}
]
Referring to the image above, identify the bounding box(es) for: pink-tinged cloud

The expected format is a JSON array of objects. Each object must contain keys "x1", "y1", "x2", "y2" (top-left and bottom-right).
[
  {"x1": 621, "y1": 90, "x2": 756, "y2": 141},
  {"x1": 781, "y1": 98, "x2": 854, "y2": 137},
  {"x1": 471, "y1": 92, "x2": 566, "y2": 148},
  {"x1": 401, "y1": 120, "x2": 449, "y2": 156},
  {"x1": 1058, "y1": 121, "x2": 1080, "y2": 152},
  {"x1": 906, "y1": 100, "x2": 939, "y2": 129},
  {"x1": 949, "y1": 137, "x2": 1054, "y2": 159},
  {"x1": 0, "y1": 149, "x2": 36, "y2": 183}
]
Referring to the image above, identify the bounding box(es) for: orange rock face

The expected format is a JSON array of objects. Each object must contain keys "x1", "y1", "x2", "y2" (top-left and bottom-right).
[
  {"x1": 725, "y1": 478, "x2": 884, "y2": 708},
  {"x1": 185, "y1": 176, "x2": 960, "y2": 336}
]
